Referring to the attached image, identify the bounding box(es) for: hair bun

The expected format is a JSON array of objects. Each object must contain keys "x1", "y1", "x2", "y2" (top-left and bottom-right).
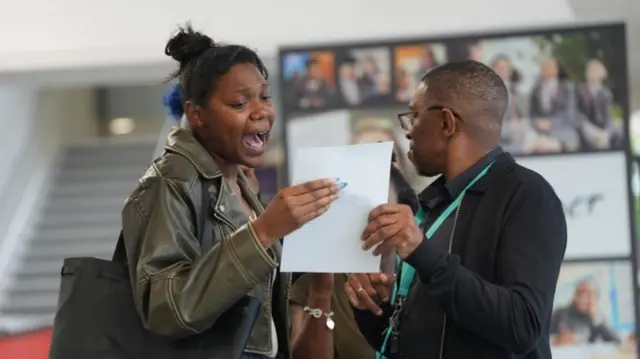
[{"x1": 165, "y1": 23, "x2": 215, "y2": 65}]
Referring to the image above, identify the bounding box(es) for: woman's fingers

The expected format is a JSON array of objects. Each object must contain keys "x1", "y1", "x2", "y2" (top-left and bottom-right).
[{"x1": 346, "y1": 274, "x2": 383, "y2": 315}]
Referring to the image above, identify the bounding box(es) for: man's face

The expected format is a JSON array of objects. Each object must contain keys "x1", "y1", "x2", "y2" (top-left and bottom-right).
[
  {"x1": 340, "y1": 64, "x2": 355, "y2": 79},
  {"x1": 573, "y1": 282, "x2": 597, "y2": 313},
  {"x1": 308, "y1": 63, "x2": 321, "y2": 79},
  {"x1": 541, "y1": 58, "x2": 559, "y2": 80},
  {"x1": 406, "y1": 83, "x2": 448, "y2": 177}
]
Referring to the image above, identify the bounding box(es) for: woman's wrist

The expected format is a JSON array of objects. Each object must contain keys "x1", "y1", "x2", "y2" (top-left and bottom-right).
[
  {"x1": 307, "y1": 291, "x2": 332, "y2": 311},
  {"x1": 249, "y1": 217, "x2": 276, "y2": 248}
]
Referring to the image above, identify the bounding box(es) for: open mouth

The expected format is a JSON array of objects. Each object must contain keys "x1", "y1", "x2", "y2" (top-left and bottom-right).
[{"x1": 242, "y1": 131, "x2": 268, "y2": 153}]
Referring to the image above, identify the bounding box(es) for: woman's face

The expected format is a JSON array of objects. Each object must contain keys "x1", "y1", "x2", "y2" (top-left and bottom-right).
[
  {"x1": 586, "y1": 61, "x2": 606, "y2": 83},
  {"x1": 190, "y1": 63, "x2": 275, "y2": 168},
  {"x1": 363, "y1": 59, "x2": 375, "y2": 75},
  {"x1": 541, "y1": 59, "x2": 559, "y2": 80}
]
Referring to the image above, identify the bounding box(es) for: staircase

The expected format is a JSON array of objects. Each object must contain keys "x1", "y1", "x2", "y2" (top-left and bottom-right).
[{"x1": 0, "y1": 139, "x2": 155, "y2": 328}]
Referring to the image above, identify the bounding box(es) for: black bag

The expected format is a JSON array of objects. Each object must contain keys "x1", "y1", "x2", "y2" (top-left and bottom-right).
[{"x1": 49, "y1": 179, "x2": 261, "y2": 359}]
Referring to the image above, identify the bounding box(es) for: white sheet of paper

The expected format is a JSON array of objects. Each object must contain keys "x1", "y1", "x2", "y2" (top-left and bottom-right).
[
  {"x1": 280, "y1": 142, "x2": 394, "y2": 273},
  {"x1": 285, "y1": 111, "x2": 351, "y2": 181}
]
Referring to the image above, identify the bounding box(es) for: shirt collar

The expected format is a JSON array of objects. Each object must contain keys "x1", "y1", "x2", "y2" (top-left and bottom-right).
[{"x1": 419, "y1": 146, "x2": 503, "y2": 209}]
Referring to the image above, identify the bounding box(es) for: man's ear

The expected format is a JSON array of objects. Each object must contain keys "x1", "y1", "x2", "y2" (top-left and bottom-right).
[{"x1": 441, "y1": 109, "x2": 457, "y2": 138}]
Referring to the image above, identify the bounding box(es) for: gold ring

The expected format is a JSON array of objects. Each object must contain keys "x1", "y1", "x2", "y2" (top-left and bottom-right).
[{"x1": 357, "y1": 287, "x2": 365, "y2": 293}]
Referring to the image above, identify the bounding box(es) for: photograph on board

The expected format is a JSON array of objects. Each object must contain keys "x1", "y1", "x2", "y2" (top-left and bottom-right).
[
  {"x1": 518, "y1": 152, "x2": 631, "y2": 259},
  {"x1": 281, "y1": 51, "x2": 336, "y2": 111},
  {"x1": 551, "y1": 260, "x2": 636, "y2": 359},
  {"x1": 477, "y1": 28, "x2": 626, "y2": 155},
  {"x1": 393, "y1": 43, "x2": 447, "y2": 102},
  {"x1": 335, "y1": 46, "x2": 392, "y2": 107}
]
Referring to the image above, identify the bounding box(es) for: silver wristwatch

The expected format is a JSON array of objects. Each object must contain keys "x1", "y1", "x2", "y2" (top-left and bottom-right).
[{"x1": 303, "y1": 306, "x2": 335, "y2": 330}]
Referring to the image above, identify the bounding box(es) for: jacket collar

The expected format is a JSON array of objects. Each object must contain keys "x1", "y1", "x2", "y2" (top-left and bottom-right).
[
  {"x1": 163, "y1": 127, "x2": 263, "y2": 213},
  {"x1": 164, "y1": 127, "x2": 223, "y2": 179}
]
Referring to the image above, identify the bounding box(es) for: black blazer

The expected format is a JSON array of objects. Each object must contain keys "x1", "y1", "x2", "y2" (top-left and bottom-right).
[{"x1": 355, "y1": 152, "x2": 567, "y2": 359}]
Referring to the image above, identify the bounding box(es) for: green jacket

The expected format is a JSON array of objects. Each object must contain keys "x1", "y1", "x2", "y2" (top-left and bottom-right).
[{"x1": 121, "y1": 127, "x2": 291, "y2": 357}]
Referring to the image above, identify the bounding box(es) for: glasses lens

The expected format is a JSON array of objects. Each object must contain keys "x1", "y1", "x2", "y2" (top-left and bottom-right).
[{"x1": 399, "y1": 114, "x2": 411, "y2": 130}]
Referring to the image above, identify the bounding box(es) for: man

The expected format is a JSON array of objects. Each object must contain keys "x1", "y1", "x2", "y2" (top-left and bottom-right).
[
  {"x1": 338, "y1": 56, "x2": 361, "y2": 105},
  {"x1": 345, "y1": 60, "x2": 567, "y2": 359},
  {"x1": 551, "y1": 280, "x2": 620, "y2": 346}
]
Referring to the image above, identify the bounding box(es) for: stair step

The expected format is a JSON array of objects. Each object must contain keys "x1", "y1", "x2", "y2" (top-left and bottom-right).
[
  {"x1": 0, "y1": 141, "x2": 156, "y2": 324},
  {"x1": 25, "y1": 241, "x2": 116, "y2": 258},
  {"x1": 55, "y1": 165, "x2": 145, "y2": 183},
  {"x1": 49, "y1": 181, "x2": 135, "y2": 198},
  {"x1": 38, "y1": 213, "x2": 121, "y2": 230}
]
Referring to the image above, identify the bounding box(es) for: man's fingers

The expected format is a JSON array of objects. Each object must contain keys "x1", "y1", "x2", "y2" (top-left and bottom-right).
[
  {"x1": 362, "y1": 225, "x2": 403, "y2": 251},
  {"x1": 368, "y1": 204, "x2": 403, "y2": 222},
  {"x1": 362, "y1": 215, "x2": 397, "y2": 239},
  {"x1": 373, "y1": 237, "x2": 401, "y2": 256}
]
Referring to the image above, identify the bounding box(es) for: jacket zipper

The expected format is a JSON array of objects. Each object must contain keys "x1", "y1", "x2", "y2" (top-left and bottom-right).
[{"x1": 439, "y1": 199, "x2": 463, "y2": 359}]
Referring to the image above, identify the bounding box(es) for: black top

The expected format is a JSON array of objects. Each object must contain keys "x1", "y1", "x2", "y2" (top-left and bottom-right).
[{"x1": 354, "y1": 150, "x2": 567, "y2": 359}]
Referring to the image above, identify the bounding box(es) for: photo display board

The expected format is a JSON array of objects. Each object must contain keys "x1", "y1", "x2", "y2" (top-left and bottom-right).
[{"x1": 278, "y1": 23, "x2": 637, "y2": 358}]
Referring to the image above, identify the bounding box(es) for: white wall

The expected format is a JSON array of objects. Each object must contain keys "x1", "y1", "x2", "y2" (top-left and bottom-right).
[
  {"x1": 0, "y1": 87, "x2": 99, "y2": 304},
  {"x1": 0, "y1": 0, "x2": 574, "y2": 73}
]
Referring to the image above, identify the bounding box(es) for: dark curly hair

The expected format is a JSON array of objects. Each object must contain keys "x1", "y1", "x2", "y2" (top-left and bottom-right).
[{"x1": 165, "y1": 23, "x2": 268, "y2": 110}]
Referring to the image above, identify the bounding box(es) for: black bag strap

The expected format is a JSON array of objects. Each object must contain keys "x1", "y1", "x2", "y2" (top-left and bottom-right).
[{"x1": 112, "y1": 178, "x2": 213, "y2": 263}]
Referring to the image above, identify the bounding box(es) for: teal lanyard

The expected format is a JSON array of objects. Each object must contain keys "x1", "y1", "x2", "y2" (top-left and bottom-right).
[{"x1": 375, "y1": 161, "x2": 494, "y2": 359}]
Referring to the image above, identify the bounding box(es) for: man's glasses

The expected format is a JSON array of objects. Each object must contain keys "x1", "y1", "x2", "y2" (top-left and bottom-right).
[{"x1": 397, "y1": 106, "x2": 463, "y2": 131}]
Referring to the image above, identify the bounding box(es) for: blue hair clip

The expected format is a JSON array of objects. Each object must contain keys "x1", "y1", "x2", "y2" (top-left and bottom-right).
[{"x1": 162, "y1": 83, "x2": 184, "y2": 122}]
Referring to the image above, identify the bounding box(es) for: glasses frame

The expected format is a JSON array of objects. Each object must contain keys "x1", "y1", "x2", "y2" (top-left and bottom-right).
[{"x1": 397, "y1": 105, "x2": 463, "y2": 131}]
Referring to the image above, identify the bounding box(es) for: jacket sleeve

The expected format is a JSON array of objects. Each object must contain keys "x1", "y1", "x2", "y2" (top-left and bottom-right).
[
  {"x1": 404, "y1": 178, "x2": 567, "y2": 354},
  {"x1": 122, "y1": 176, "x2": 277, "y2": 339}
]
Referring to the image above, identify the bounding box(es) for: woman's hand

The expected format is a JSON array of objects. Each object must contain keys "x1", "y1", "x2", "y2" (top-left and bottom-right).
[
  {"x1": 344, "y1": 273, "x2": 394, "y2": 315},
  {"x1": 252, "y1": 178, "x2": 339, "y2": 246}
]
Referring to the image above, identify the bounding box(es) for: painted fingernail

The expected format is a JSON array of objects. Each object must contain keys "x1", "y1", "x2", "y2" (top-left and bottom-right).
[{"x1": 336, "y1": 181, "x2": 348, "y2": 190}]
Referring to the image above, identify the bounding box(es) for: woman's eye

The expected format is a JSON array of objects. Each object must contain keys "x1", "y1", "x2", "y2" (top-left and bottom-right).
[
  {"x1": 230, "y1": 102, "x2": 247, "y2": 109},
  {"x1": 261, "y1": 95, "x2": 273, "y2": 102}
]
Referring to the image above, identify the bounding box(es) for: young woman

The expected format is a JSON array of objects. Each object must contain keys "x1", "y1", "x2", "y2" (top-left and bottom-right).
[
  {"x1": 288, "y1": 160, "x2": 419, "y2": 359},
  {"x1": 122, "y1": 24, "x2": 341, "y2": 359}
]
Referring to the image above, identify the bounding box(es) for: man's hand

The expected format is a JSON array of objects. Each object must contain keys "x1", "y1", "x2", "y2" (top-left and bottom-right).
[
  {"x1": 344, "y1": 273, "x2": 394, "y2": 315},
  {"x1": 361, "y1": 204, "x2": 423, "y2": 259},
  {"x1": 553, "y1": 329, "x2": 577, "y2": 346}
]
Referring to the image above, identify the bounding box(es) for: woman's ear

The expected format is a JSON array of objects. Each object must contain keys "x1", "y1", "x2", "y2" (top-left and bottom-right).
[{"x1": 184, "y1": 100, "x2": 203, "y2": 129}]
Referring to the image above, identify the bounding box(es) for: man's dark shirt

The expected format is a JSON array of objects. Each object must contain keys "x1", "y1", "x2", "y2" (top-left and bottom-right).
[
  {"x1": 400, "y1": 147, "x2": 503, "y2": 358},
  {"x1": 354, "y1": 148, "x2": 567, "y2": 359}
]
